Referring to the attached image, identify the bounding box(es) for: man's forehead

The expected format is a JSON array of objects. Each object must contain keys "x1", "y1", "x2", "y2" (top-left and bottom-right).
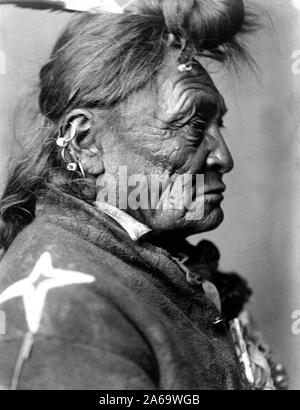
[{"x1": 157, "y1": 57, "x2": 227, "y2": 121}]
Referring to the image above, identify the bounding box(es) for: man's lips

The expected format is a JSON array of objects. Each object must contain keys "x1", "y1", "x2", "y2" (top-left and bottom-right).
[
  {"x1": 192, "y1": 184, "x2": 226, "y2": 197},
  {"x1": 188, "y1": 184, "x2": 226, "y2": 207},
  {"x1": 205, "y1": 185, "x2": 226, "y2": 196},
  {"x1": 204, "y1": 186, "x2": 226, "y2": 204}
]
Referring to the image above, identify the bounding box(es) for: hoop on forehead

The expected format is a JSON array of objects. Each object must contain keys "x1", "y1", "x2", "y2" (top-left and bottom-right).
[{"x1": 177, "y1": 38, "x2": 195, "y2": 73}]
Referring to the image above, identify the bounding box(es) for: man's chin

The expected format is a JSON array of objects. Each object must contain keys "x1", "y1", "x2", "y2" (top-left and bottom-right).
[
  {"x1": 184, "y1": 206, "x2": 224, "y2": 235},
  {"x1": 200, "y1": 207, "x2": 224, "y2": 231},
  {"x1": 148, "y1": 205, "x2": 224, "y2": 236}
]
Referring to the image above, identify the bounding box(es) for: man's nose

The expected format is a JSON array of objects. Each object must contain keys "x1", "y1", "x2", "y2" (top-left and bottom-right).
[{"x1": 205, "y1": 129, "x2": 234, "y2": 174}]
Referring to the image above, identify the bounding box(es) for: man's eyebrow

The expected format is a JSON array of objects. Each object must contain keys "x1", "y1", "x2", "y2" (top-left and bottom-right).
[
  {"x1": 163, "y1": 90, "x2": 228, "y2": 128},
  {"x1": 193, "y1": 91, "x2": 227, "y2": 122}
]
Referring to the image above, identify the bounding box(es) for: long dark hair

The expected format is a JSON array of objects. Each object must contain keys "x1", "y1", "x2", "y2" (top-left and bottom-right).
[{"x1": 0, "y1": 0, "x2": 257, "y2": 251}]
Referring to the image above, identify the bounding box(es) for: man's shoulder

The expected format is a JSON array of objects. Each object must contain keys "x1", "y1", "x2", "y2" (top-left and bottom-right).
[
  {"x1": 0, "y1": 216, "x2": 143, "y2": 335},
  {"x1": 0, "y1": 216, "x2": 122, "y2": 280},
  {"x1": 0, "y1": 246, "x2": 157, "y2": 390},
  {"x1": 0, "y1": 226, "x2": 152, "y2": 352}
]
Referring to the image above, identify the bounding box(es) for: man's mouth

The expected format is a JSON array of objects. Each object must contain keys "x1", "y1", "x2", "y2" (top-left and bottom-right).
[
  {"x1": 205, "y1": 185, "x2": 226, "y2": 196},
  {"x1": 159, "y1": 178, "x2": 226, "y2": 211},
  {"x1": 204, "y1": 185, "x2": 226, "y2": 204},
  {"x1": 192, "y1": 183, "x2": 226, "y2": 201}
]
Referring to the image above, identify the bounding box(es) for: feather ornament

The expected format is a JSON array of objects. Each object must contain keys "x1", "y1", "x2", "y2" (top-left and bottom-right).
[{"x1": 0, "y1": 0, "x2": 137, "y2": 13}]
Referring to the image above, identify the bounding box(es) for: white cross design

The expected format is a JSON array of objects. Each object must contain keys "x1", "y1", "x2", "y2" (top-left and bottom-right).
[{"x1": 0, "y1": 252, "x2": 95, "y2": 334}]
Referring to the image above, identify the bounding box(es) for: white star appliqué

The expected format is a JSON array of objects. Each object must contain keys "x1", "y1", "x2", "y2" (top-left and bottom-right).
[{"x1": 0, "y1": 252, "x2": 95, "y2": 334}]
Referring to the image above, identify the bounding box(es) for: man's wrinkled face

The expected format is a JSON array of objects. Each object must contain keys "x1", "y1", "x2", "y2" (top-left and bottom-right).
[{"x1": 99, "y1": 52, "x2": 234, "y2": 237}]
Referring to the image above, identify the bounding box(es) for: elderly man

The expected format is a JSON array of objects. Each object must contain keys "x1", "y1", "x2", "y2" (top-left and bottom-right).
[{"x1": 0, "y1": 0, "x2": 287, "y2": 390}]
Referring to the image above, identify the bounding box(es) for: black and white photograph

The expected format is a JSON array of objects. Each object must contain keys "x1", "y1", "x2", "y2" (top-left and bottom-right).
[{"x1": 0, "y1": 0, "x2": 299, "y2": 392}]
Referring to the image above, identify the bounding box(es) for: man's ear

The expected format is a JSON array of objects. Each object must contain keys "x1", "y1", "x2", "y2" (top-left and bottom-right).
[{"x1": 62, "y1": 109, "x2": 104, "y2": 176}]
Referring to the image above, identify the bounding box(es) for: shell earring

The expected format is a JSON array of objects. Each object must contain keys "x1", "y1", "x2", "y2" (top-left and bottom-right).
[{"x1": 56, "y1": 121, "x2": 86, "y2": 178}]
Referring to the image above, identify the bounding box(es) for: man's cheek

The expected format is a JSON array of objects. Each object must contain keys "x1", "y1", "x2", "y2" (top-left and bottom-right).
[
  {"x1": 169, "y1": 139, "x2": 208, "y2": 175},
  {"x1": 138, "y1": 134, "x2": 183, "y2": 168},
  {"x1": 165, "y1": 147, "x2": 197, "y2": 175}
]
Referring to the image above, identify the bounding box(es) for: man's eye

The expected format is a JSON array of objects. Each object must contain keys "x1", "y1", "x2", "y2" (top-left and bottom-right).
[
  {"x1": 190, "y1": 119, "x2": 207, "y2": 139},
  {"x1": 190, "y1": 118, "x2": 206, "y2": 130},
  {"x1": 185, "y1": 119, "x2": 207, "y2": 146}
]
